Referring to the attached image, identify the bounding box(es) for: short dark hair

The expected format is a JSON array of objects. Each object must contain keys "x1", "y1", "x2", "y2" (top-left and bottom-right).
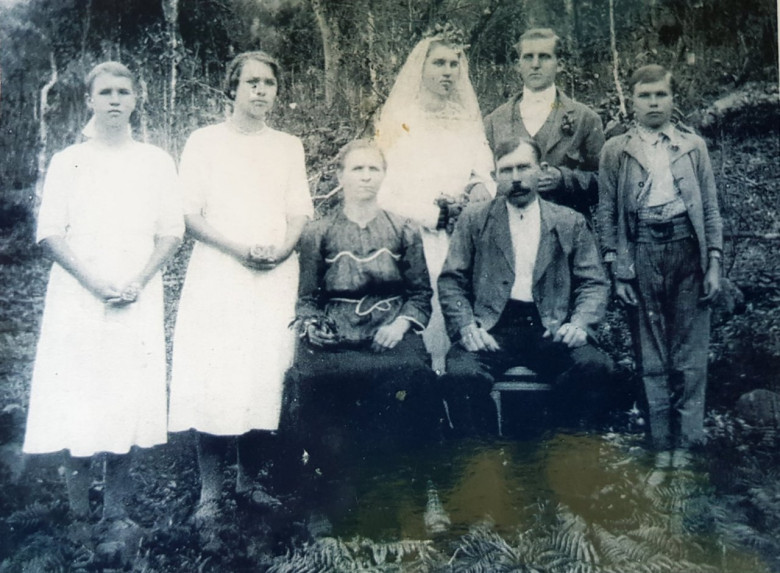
[
  {"x1": 223, "y1": 51, "x2": 281, "y2": 100},
  {"x1": 493, "y1": 137, "x2": 541, "y2": 165},
  {"x1": 628, "y1": 64, "x2": 675, "y2": 95},
  {"x1": 336, "y1": 139, "x2": 387, "y2": 172},
  {"x1": 85, "y1": 61, "x2": 137, "y2": 95},
  {"x1": 515, "y1": 28, "x2": 564, "y2": 59}
]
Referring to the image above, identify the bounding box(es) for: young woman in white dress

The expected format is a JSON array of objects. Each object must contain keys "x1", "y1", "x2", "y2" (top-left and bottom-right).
[
  {"x1": 23, "y1": 62, "x2": 183, "y2": 523},
  {"x1": 168, "y1": 52, "x2": 313, "y2": 520},
  {"x1": 375, "y1": 29, "x2": 496, "y2": 374}
]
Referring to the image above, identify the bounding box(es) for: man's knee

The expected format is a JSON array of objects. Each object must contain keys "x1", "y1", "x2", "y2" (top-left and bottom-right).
[{"x1": 569, "y1": 345, "x2": 614, "y2": 378}]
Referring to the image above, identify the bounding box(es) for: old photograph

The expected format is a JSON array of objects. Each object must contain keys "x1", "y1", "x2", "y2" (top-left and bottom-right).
[{"x1": 0, "y1": 0, "x2": 778, "y2": 570}]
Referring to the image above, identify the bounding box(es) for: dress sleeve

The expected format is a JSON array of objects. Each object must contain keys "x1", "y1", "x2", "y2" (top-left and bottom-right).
[
  {"x1": 285, "y1": 137, "x2": 314, "y2": 220},
  {"x1": 467, "y1": 129, "x2": 497, "y2": 197},
  {"x1": 154, "y1": 151, "x2": 185, "y2": 239},
  {"x1": 397, "y1": 219, "x2": 432, "y2": 331},
  {"x1": 295, "y1": 220, "x2": 325, "y2": 318},
  {"x1": 36, "y1": 151, "x2": 71, "y2": 243},
  {"x1": 178, "y1": 131, "x2": 209, "y2": 216}
]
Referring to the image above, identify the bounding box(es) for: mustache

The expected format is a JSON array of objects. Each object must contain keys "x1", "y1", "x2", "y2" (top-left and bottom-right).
[{"x1": 508, "y1": 181, "x2": 532, "y2": 195}]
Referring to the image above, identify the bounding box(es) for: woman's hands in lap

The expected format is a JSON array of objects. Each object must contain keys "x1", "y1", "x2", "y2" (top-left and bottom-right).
[{"x1": 372, "y1": 317, "x2": 411, "y2": 353}]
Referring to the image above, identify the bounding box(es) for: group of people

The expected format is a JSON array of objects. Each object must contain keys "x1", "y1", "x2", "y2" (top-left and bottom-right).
[{"x1": 22, "y1": 25, "x2": 722, "y2": 534}]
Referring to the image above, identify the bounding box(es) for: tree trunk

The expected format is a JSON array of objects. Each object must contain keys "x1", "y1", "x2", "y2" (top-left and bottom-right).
[
  {"x1": 523, "y1": 0, "x2": 550, "y2": 28},
  {"x1": 609, "y1": 0, "x2": 627, "y2": 118},
  {"x1": 37, "y1": 53, "x2": 58, "y2": 201},
  {"x1": 162, "y1": 0, "x2": 180, "y2": 150},
  {"x1": 310, "y1": 0, "x2": 343, "y2": 108},
  {"x1": 562, "y1": 0, "x2": 578, "y2": 60}
]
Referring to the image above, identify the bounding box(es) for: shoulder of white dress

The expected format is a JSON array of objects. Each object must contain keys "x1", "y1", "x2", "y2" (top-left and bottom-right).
[
  {"x1": 54, "y1": 143, "x2": 85, "y2": 159},
  {"x1": 189, "y1": 122, "x2": 226, "y2": 141},
  {"x1": 134, "y1": 142, "x2": 176, "y2": 164},
  {"x1": 269, "y1": 128, "x2": 302, "y2": 146}
]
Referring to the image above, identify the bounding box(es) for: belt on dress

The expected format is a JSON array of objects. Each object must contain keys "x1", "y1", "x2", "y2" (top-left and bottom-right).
[{"x1": 328, "y1": 295, "x2": 402, "y2": 316}]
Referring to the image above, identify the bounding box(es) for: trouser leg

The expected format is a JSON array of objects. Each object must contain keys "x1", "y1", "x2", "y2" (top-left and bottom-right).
[
  {"x1": 633, "y1": 238, "x2": 708, "y2": 450},
  {"x1": 633, "y1": 242, "x2": 674, "y2": 450},
  {"x1": 103, "y1": 452, "x2": 134, "y2": 520},
  {"x1": 441, "y1": 342, "x2": 515, "y2": 436},
  {"x1": 236, "y1": 430, "x2": 278, "y2": 492},
  {"x1": 197, "y1": 433, "x2": 231, "y2": 506},
  {"x1": 64, "y1": 454, "x2": 91, "y2": 518},
  {"x1": 642, "y1": 374, "x2": 673, "y2": 450},
  {"x1": 667, "y1": 243, "x2": 710, "y2": 448},
  {"x1": 551, "y1": 344, "x2": 615, "y2": 423}
]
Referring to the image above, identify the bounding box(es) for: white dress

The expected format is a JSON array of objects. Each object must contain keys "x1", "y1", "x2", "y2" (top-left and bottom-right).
[
  {"x1": 168, "y1": 123, "x2": 313, "y2": 436},
  {"x1": 377, "y1": 116, "x2": 495, "y2": 371},
  {"x1": 23, "y1": 140, "x2": 183, "y2": 457}
]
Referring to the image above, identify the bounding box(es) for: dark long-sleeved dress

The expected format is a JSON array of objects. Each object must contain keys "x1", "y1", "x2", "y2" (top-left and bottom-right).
[{"x1": 284, "y1": 208, "x2": 437, "y2": 451}]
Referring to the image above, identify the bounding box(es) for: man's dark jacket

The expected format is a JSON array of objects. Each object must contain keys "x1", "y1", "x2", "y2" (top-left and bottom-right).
[
  {"x1": 483, "y1": 91, "x2": 605, "y2": 213},
  {"x1": 438, "y1": 197, "x2": 609, "y2": 341}
]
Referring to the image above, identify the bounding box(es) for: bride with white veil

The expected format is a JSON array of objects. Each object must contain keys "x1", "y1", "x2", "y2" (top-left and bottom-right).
[{"x1": 376, "y1": 28, "x2": 495, "y2": 373}]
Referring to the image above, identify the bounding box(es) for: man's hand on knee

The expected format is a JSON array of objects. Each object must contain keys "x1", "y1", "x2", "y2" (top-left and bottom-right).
[
  {"x1": 459, "y1": 323, "x2": 500, "y2": 352},
  {"x1": 545, "y1": 322, "x2": 588, "y2": 348}
]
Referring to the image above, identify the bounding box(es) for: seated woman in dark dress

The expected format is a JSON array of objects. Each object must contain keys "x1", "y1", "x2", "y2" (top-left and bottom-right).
[{"x1": 286, "y1": 139, "x2": 436, "y2": 469}]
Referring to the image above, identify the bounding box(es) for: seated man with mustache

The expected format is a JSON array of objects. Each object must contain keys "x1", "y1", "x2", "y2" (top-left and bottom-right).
[{"x1": 438, "y1": 137, "x2": 614, "y2": 434}]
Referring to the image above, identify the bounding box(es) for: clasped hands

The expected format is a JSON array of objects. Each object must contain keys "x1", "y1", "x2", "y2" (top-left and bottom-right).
[
  {"x1": 241, "y1": 244, "x2": 288, "y2": 270},
  {"x1": 91, "y1": 279, "x2": 143, "y2": 306},
  {"x1": 305, "y1": 316, "x2": 410, "y2": 353},
  {"x1": 459, "y1": 320, "x2": 587, "y2": 352}
]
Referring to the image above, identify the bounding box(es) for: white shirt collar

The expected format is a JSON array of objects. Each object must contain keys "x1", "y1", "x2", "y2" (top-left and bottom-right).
[
  {"x1": 506, "y1": 195, "x2": 540, "y2": 219},
  {"x1": 522, "y1": 84, "x2": 557, "y2": 106},
  {"x1": 636, "y1": 122, "x2": 676, "y2": 145}
]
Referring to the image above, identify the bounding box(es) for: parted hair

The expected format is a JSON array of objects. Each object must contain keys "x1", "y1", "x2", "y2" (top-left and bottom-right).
[
  {"x1": 515, "y1": 28, "x2": 564, "y2": 59},
  {"x1": 336, "y1": 139, "x2": 387, "y2": 171},
  {"x1": 493, "y1": 137, "x2": 542, "y2": 165},
  {"x1": 85, "y1": 62, "x2": 137, "y2": 95},
  {"x1": 628, "y1": 64, "x2": 676, "y2": 94},
  {"x1": 223, "y1": 51, "x2": 281, "y2": 100}
]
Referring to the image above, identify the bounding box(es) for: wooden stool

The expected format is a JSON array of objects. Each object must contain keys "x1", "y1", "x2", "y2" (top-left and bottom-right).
[{"x1": 490, "y1": 366, "x2": 552, "y2": 436}]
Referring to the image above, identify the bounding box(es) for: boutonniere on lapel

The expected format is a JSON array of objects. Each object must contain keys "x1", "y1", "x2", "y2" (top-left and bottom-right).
[{"x1": 560, "y1": 111, "x2": 575, "y2": 136}]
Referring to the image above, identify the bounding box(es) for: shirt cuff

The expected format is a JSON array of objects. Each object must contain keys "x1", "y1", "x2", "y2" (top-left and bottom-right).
[{"x1": 398, "y1": 314, "x2": 426, "y2": 333}]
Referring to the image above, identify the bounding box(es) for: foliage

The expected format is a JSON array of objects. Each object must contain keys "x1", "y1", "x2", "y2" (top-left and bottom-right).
[
  {"x1": 0, "y1": 1, "x2": 778, "y2": 571},
  {"x1": 268, "y1": 536, "x2": 440, "y2": 572},
  {"x1": 1, "y1": 0, "x2": 778, "y2": 191}
]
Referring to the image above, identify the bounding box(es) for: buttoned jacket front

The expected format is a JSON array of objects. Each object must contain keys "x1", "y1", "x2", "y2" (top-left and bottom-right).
[
  {"x1": 483, "y1": 91, "x2": 605, "y2": 212},
  {"x1": 438, "y1": 198, "x2": 608, "y2": 341},
  {"x1": 597, "y1": 127, "x2": 723, "y2": 280}
]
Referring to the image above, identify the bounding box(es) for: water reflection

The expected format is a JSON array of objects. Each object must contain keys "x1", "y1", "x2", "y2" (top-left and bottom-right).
[{"x1": 317, "y1": 431, "x2": 771, "y2": 572}]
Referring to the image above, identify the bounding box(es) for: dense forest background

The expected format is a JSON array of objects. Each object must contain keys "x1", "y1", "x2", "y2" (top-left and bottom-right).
[
  {"x1": 0, "y1": 0, "x2": 777, "y2": 191},
  {"x1": 1, "y1": 1, "x2": 779, "y2": 571}
]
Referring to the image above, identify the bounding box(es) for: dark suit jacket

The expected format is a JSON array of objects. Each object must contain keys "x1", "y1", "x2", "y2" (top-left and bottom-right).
[
  {"x1": 438, "y1": 197, "x2": 609, "y2": 342},
  {"x1": 483, "y1": 91, "x2": 605, "y2": 213}
]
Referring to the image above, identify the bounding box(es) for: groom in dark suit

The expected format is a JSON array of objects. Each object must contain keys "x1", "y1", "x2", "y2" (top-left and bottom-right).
[
  {"x1": 483, "y1": 28, "x2": 604, "y2": 215},
  {"x1": 438, "y1": 137, "x2": 613, "y2": 433}
]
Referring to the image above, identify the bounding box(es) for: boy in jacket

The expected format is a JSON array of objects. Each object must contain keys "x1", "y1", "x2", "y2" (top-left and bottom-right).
[{"x1": 598, "y1": 65, "x2": 722, "y2": 476}]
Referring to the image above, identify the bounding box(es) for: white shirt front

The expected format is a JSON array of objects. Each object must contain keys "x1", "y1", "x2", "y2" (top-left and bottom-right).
[
  {"x1": 635, "y1": 124, "x2": 687, "y2": 220},
  {"x1": 519, "y1": 85, "x2": 557, "y2": 137},
  {"x1": 507, "y1": 197, "x2": 541, "y2": 302}
]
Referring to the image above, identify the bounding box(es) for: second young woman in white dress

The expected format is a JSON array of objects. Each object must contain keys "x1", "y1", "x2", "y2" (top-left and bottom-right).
[{"x1": 168, "y1": 52, "x2": 313, "y2": 519}]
